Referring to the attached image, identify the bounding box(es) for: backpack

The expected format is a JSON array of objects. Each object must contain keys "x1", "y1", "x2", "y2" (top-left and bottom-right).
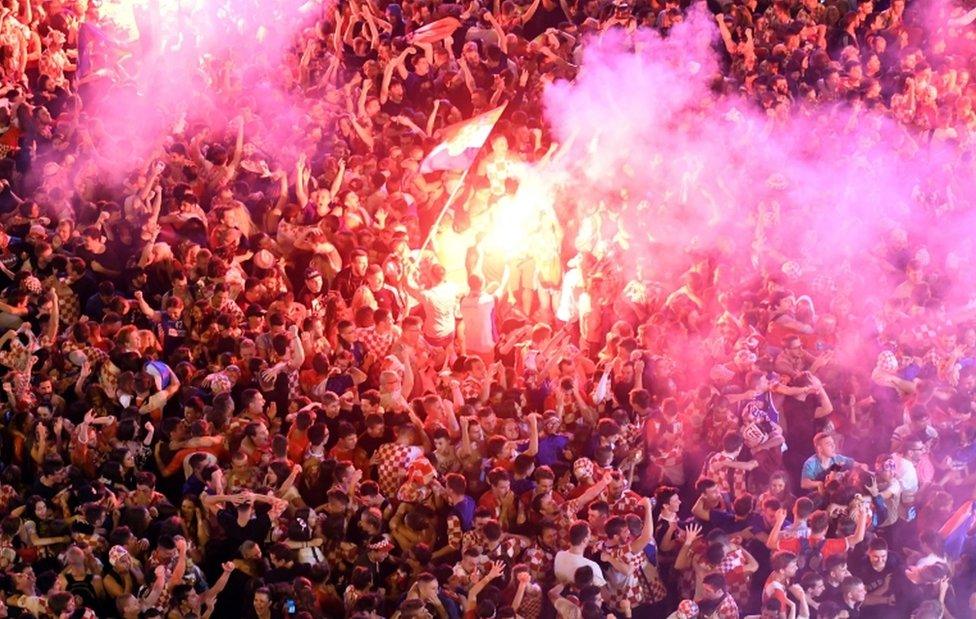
[{"x1": 797, "y1": 536, "x2": 828, "y2": 573}]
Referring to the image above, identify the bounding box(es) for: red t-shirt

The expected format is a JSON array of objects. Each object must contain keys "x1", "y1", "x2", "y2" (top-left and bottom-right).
[{"x1": 777, "y1": 535, "x2": 848, "y2": 558}]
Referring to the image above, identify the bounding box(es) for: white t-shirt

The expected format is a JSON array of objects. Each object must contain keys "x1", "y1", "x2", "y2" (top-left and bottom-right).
[
  {"x1": 556, "y1": 267, "x2": 583, "y2": 322},
  {"x1": 893, "y1": 454, "x2": 919, "y2": 493},
  {"x1": 422, "y1": 282, "x2": 461, "y2": 340},
  {"x1": 460, "y1": 293, "x2": 496, "y2": 354},
  {"x1": 554, "y1": 550, "x2": 606, "y2": 587}
]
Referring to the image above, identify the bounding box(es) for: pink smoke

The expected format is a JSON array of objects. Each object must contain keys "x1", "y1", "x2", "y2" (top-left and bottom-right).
[{"x1": 533, "y1": 4, "x2": 976, "y2": 379}]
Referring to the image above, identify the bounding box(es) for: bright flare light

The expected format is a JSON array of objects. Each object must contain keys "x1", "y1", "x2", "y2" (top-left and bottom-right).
[{"x1": 483, "y1": 172, "x2": 558, "y2": 259}]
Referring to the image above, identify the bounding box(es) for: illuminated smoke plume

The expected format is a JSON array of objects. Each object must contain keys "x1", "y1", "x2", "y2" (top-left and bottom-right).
[
  {"x1": 64, "y1": 0, "x2": 323, "y2": 187},
  {"x1": 531, "y1": 5, "x2": 976, "y2": 377}
]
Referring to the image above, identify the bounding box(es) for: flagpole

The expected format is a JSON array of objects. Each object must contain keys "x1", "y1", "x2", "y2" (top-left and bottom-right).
[
  {"x1": 418, "y1": 165, "x2": 472, "y2": 255},
  {"x1": 416, "y1": 100, "x2": 511, "y2": 256}
]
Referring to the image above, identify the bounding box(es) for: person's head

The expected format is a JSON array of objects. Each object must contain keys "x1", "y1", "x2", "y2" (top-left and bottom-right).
[
  {"x1": 401, "y1": 316, "x2": 422, "y2": 344},
  {"x1": 415, "y1": 572, "x2": 439, "y2": 599},
  {"x1": 304, "y1": 267, "x2": 323, "y2": 292},
  {"x1": 655, "y1": 485, "x2": 681, "y2": 515},
  {"x1": 722, "y1": 431, "x2": 744, "y2": 457},
  {"x1": 117, "y1": 594, "x2": 141, "y2": 618},
  {"x1": 784, "y1": 334, "x2": 804, "y2": 357},
  {"x1": 824, "y1": 555, "x2": 849, "y2": 582},
  {"x1": 586, "y1": 501, "x2": 610, "y2": 530},
  {"x1": 568, "y1": 521, "x2": 590, "y2": 547},
  {"x1": 252, "y1": 587, "x2": 272, "y2": 614},
  {"x1": 801, "y1": 571, "x2": 825, "y2": 598},
  {"x1": 814, "y1": 432, "x2": 837, "y2": 457},
  {"x1": 771, "y1": 551, "x2": 799, "y2": 578},
  {"x1": 268, "y1": 542, "x2": 294, "y2": 568},
  {"x1": 82, "y1": 226, "x2": 106, "y2": 251},
  {"x1": 63, "y1": 545, "x2": 86, "y2": 569},
  {"x1": 818, "y1": 601, "x2": 850, "y2": 619},
  {"x1": 867, "y1": 537, "x2": 888, "y2": 571},
  {"x1": 901, "y1": 436, "x2": 926, "y2": 463},
  {"x1": 701, "y1": 573, "x2": 728, "y2": 600},
  {"x1": 462, "y1": 41, "x2": 480, "y2": 64},
  {"x1": 761, "y1": 498, "x2": 782, "y2": 526},
  {"x1": 911, "y1": 599, "x2": 945, "y2": 619},
  {"x1": 242, "y1": 389, "x2": 265, "y2": 416},
  {"x1": 245, "y1": 422, "x2": 269, "y2": 447},
  {"x1": 753, "y1": 598, "x2": 783, "y2": 619},
  {"x1": 841, "y1": 576, "x2": 866, "y2": 604},
  {"x1": 605, "y1": 515, "x2": 636, "y2": 550},
  {"x1": 350, "y1": 250, "x2": 368, "y2": 276},
  {"x1": 769, "y1": 471, "x2": 789, "y2": 495},
  {"x1": 630, "y1": 388, "x2": 651, "y2": 413},
  {"x1": 164, "y1": 296, "x2": 184, "y2": 320},
  {"x1": 809, "y1": 510, "x2": 831, "y2": 535},
  {"x1": 696, "y1": 478, "x2": 722, "y2": 505},
  {"x1": 733, "y1": 494, "x2": 754, "y2": 519}
]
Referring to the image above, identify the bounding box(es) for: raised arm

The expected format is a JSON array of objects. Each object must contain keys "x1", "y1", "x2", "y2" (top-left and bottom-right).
[
  {"x1": 199, "y1": 562, "x2": 236, "y2": 612},
  {"x1": 358, "y1": 79, "x2": 372, "y2": 117},
  {"x1": 715, "y1": 14, "x2": 736, "y2": 54},
  {"x1": 523, "y1": 413, "x2": 540, "y2": 457},
  {"x1": 330, "y1": 158, "x2": 346, "y2": 196},
  {"x1": 576, "y1": 471, "x2": 613, "y2": 506},
  {"x1": 845, "y1": 507, "x2": 869, "y2": 549},
  {"x1": 226, "y1": 116, "x2": 246, "y2": 174},
  {"x1": 466, "y1": 561, "x2": 506, "y2": 611},
  {"x1": 166, "y1": 537, "x2": 188, "y2": 590},
  {"x1": 766, "y1": 508, "x2": 788, "y2": 550},
  {"x1": 295, "y1": 153, "x2": 310, "y2": 207},
  {"x1": 458, "y1": 56, "x2": 477, "y2": 93},
  {"x1": 630, "y1": 497, "x2": 656, "y2": 551},
  {"x1": 426, "y1": 99, "x2": 442, "y2": 136},
  {"x1": 132, "y1": 291, "x2": 161, "y2": 321},
  {"x1": 813, "y1": 383, "x2": 834, "y2": 419},
  {"x1": 484, "y1": 12, "x2": 508, "y2": 54},
  {"x1": 43, "y1": 289, "x2": 59, "y2": 343},
  {"x1": 520, "y1": 0, "x2": 543, "y2": 24},
  {"x1": 287, "y1": 325, "x2": 306, "y2": 369},
  {"x1": 674, "y1": 523, "x2": 702, "y2": 571},
  {"x1": 348, "y1": 115, "x2": 375, "y2": 149},
  {"x1": 332, "y1": 13, "x2": 345, "y2": 52}
]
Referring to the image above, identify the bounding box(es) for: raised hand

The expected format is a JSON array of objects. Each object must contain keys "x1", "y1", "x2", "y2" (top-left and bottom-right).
[{"x1": 487, "y1": 560, "x2": 506, "y2": 579}]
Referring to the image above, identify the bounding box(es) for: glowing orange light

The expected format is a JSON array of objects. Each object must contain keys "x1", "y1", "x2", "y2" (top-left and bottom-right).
[{"x1": 482, "y1": 172, "x2": 557, "y2": 259}]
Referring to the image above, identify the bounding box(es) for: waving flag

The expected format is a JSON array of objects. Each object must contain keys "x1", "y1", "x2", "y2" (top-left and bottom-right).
[
  {"x1": 939, "y1": 499, "x2": 975, "y2": 559},
  {"x1": 407, "y1": 17, "x2": 461, "y2": 45},
  {"x1": 420, "y1": 103, "x2": 507, "y2": 174}
]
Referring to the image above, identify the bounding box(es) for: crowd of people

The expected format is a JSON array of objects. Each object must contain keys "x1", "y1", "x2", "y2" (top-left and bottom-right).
[{"x1": 0, "y1": 0, "x2": 972, "y2": 616}]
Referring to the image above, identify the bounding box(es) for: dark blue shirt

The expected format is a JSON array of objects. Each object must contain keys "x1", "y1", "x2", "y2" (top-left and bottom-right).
[
  {"x1": 452, "y1": 495, "x2": 476, "y2": 531},
  {"x1": 536, "y1": 434, "x2": 570, "y2": 467}
]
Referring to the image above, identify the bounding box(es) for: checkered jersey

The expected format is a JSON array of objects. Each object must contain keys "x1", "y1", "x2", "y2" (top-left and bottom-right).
[
  {"x1": 373, "y1": 443, "x2": 423, "y2": 496},
  {"x1": 700, "y1": 451, "x2": 748, "y2": 500},
  {"x1": 523, "y1": 544, "x2": 556, "y2": 582}
]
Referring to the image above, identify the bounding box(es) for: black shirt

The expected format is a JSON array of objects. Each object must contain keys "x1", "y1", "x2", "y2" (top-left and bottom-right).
[
  {"x1": 76, "y1": 246, "x2": 124, "y2": 279},
  {"x1": 332, "y1": 267, "x2": 365, "y2": 304},
  {"x1": 522, "y1": 1, "x2": 569, "y2": 39},
  {"x1": 358, "y1": 428, "x2": 394, "y2": 457},
  {"x1": 216, "y1": 504, "x2": 273, "y2": 549}
]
